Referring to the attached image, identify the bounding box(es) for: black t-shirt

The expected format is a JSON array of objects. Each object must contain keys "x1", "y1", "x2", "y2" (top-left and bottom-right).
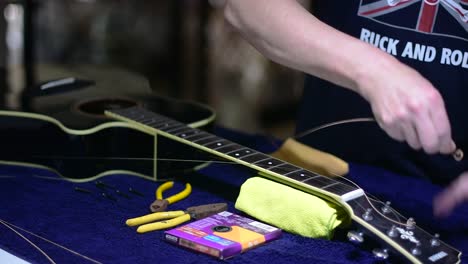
[{"x1": 296, "y1": 0, "x2": 468, "y2": 184}]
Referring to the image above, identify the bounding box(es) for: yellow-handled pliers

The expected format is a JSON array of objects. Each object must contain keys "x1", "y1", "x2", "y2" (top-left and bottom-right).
[
  {"x1": 126, "y1": 203, "x2": 227, "y2": 233},
  {"x1": 150, "y1": 181, "x2": 192, "y2": 212}
]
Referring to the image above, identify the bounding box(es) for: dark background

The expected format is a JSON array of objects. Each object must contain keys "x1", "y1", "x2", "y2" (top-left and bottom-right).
[{"x1": 0, "y1": 0, "x2": 307, "y2": 138}]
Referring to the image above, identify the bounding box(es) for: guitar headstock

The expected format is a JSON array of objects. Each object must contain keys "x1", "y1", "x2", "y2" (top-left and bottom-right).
[{"x1": 345, "y1": 195, "x2": 461, "y2": 263}]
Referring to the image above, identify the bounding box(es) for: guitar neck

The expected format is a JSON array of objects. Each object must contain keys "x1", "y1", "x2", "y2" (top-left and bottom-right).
[{"x1": 105, "y1": 106, "x2": 364, "y2": 202}]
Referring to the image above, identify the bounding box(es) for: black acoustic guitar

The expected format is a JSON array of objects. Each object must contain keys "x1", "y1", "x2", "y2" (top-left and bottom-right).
[
  {"x1": 0, "y1": 65, "x2": 215, "y2": 181},
  {"x1": 105, "y1": 106, "x2": 462, "y2": 264}
]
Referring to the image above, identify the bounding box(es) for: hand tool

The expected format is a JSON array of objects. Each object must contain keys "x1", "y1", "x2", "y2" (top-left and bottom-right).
[
  {"x1": 126, "y1": 203, "x2": 227, "y2": 233},
  {"x1": 150, "y1": 181, "x2": 192, "y2": 212}
]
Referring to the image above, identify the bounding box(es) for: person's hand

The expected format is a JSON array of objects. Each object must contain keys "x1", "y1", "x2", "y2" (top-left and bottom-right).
[
  {"x1": 433, "y1": 172, "x2": 468, "y2": 217},
  {"x1": 357, "y1": 55, "x2": 456, "y2": 155}
]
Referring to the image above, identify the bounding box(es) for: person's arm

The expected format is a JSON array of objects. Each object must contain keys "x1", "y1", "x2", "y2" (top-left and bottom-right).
[{"x1": 223, "y1": 0, "x2": 455, "y2": 154}]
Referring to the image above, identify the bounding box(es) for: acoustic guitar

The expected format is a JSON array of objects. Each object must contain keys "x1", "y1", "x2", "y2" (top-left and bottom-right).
[
  {"x1": 0, "y1": 65, "x2": 216, "y2": 181},
  {"x1": 104, "y1": 106, "x2": 462, "y2": 264}
]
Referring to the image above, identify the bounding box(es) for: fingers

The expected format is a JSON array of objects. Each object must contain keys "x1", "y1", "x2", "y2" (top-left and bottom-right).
[
  {"x1": 376, "y1": 99, "x2": 454, "y2": 155},
  {"x1": 401, "y1": 122, "x2": 421, "y2": 150},
  {"x1": 406, "y1": 114, "x2": 454, "y2": 155},
  {"x1": 409, "y1": 90, "x2": 454, "y2": 154},
  {"x1": 434, "y1": 172, "x2": 468, "y2": 217},
  {"x1": 365, "y1": 63, "x2": 454, "y2": 155},
  {"x1": 412, "y1": 109, "x2": 438, "y2": 153},
  {"x1": 378, "y1": 121, "x2": 405, "y2": 142},
  {"x1": 428, "y1": 99, "x2": 456, "y2": 154},
  {"x1": 377, "y1": 112, "x2": 441, "y2": 154}
]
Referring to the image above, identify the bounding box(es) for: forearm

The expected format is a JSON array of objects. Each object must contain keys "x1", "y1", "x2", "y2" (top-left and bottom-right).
[{"x1": 223, "y1": 0, "x2": 397, "y2": 97}]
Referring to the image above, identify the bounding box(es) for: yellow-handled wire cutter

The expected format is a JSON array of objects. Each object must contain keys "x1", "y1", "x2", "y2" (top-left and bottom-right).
[
  {"x1": 150, "y1": 181, "x2": 192, "y2": 212},
  {"x1": 126, "y1": 203, "x2": 228, "y2": 233}
]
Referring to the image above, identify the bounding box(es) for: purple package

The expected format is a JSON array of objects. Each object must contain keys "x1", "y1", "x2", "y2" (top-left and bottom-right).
[{"x1": 164, "y1": 211, "x2": 282, "y2": 259}]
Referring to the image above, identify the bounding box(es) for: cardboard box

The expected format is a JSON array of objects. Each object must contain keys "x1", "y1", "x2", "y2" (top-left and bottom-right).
[{"x1": 164, "y1": 211, "x2": 282, "y2": 259}]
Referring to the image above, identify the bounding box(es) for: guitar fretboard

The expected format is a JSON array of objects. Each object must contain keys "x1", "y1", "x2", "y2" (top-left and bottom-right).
[{"x1": 106, "y1": 107, "x2": 364, "y2": 202}]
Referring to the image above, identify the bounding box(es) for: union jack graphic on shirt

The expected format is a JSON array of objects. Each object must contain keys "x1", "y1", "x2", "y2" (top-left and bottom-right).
[{"x1": 358, "y1": 0, "x2": 468, "y2": 41}]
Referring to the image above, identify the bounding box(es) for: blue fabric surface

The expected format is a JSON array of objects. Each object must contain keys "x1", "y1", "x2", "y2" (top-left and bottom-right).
[
  {"x1": 348, "y1": 163, "x2": 468, "y2": 257},
  {"x1": 0, "y1": 128, "x2": 467, "y2": 263}
]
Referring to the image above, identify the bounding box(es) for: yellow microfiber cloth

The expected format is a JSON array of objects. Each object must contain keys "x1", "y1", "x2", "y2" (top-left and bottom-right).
[{"x1": 235, "y1": 177, "x2": 349, "y2": 239}]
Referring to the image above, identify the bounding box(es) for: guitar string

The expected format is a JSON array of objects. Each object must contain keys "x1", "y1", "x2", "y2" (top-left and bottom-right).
[
  {"x1": 293, "y1": 117, "x2": 375, "y2": 139},
  {"x1": 31, "y1": 119, "x2": 411, "y2": 227},
  {"x1": 21, "y1": 118, "x2": 456, "y2": 229},
  {"x1": 6, "y1": 120, "x2": 457, "y2": 256},
  {"x1": 26, "y1": 118, "x2": 424, "y2": 227},
  {"x1": 31, "y1": 117, "x2": 463, "y2": 163},
  {"x1": 24, "y1": 161, "x2": 410, "y2": 226},
  {"x1": 0, "y1": 219, "x2": 56, "y2": 264},
  {"x1": 0, "y1": 218, "x2": 103, "y2": 264},
  {"x1": 1, "y1": 138, "x2": 458, "y2": 261},
  {"x1": 31, "y1": 156, "x2": 237, "y2": 165},
  {"x1": 293, "y1": 117, "x2": 463, "y2": 161},
  {"x1": 292, "y1": 118, "x2": 454, "y2": 228}
]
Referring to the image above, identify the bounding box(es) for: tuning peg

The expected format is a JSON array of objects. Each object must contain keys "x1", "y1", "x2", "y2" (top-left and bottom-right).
[
  {"x1": 362, "y1": 208, "x2": 373, "y2": 221},
  {"x1": 381, "y1": 201, "x2": 392, "y2": 214},
  {"x1": 431, "y1": 233, "x2": 441, "y2": 247},
  {"x1": 347, "y1": 230, "x2": 364, "y2": 244},
  {"x1": 411, "y1": 242, "x2": 421, "y2": 256},
  {"x1": 387, "y1": 225, "x2": 398, "y2": 238},
  {"x1": 406, "y1": 217, "x2": 416, "y2": 230},
  {"x1": 372, "y1": 248, "x2": 389, "y2": 260}
]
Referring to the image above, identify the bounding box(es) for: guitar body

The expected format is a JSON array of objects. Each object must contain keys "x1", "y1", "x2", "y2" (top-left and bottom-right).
[{"x1": 0, "y1": 65, "x2": 215, "y2": 180}]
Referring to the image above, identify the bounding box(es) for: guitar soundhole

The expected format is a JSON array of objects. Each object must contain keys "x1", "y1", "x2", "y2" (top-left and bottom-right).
[{"x1": 73, "y1": 97, "x2": 141, "y2": 119}]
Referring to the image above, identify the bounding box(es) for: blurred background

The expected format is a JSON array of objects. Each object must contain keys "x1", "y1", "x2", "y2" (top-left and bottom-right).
[{"x1": 0, "y1": 0, "x2": 308, "y2": 139}]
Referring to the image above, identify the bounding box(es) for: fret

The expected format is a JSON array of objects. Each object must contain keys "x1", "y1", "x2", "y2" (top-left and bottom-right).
[
  {"x1": 269, "y1": 163, "x2": 302, "y2": 175},
  {"x1": 322, "y1": 182, "x2": 358, "y2": 196},
  {"x1": 164, "y1": 126, "x2": 190, "y2": 134},
  {"x1": 286, "y1": 170, "x2": 318, "y2": 182},
  {"x1": 129, "y1": 108, "x2": 158, "y2": 118},
  {"x1": 184, "y1": 132, "x2": 213, "y2": 142},
  {"x1": 155, "y1": 122, "x2": 184, "y2": 132},
  {"x1": 116, "y1": 110, "x2": 140, "y2": 118},
  {"x1": 303, "y1": 175, "x2": 338, "y2": 188},
  {"x1": 145, "y1": 112, "x2": 167, "y2": 123},
  {"x1": 142, "y1": 118, "x2": 171, "y2": 128},
  {"x1": 128, "y1": 113, "x2": 151, "y2": 122},
  {"x1": 321, "y1": 182, "x2": 339, "y2": 189},
  {"x1": 226, "y1": 148, "x2": 256, "y2": 159},
  {"x1": 148, "y1": 120, "x2": 173, "y2": 129},
  {"x1": 240, "y1": 153, "x2": 270, "y2": 164},
  {"x1": 132, "y1": 115, "x2": 152, "y2": 123},
  {"x1": 213, "y1": 142, "x2": 237, "y2": 151},
  {"x1": 174, "y1": 129, "x2": 203, "y2": 139},
  {"x1": 253, "y1": 158, "x2": 285, "y2": 170},
  {"x1": 172, "y1": 128, "x2": 196, "y2": 137},
  {"x1": 141, "y1": 118, "x2": 164, "y2": 126},
  {"x1": 146, "y1": 115, "x2": 167, "y2": 124},
  {"x1": 136, "y1": 112, "x2": 168, "y2": 124},
  {"x1": 216, "y1": 144, "x2": 245, "y2": 154},
  {"x1": 117, "y1": 108, "x2": 147, "y2": 120},
  {"x1": 192, "y1": 136, "x2": 220, "y2": 145},
  {"x1": 204, "y1": 139, "x2": 233, "y2": 149}
]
